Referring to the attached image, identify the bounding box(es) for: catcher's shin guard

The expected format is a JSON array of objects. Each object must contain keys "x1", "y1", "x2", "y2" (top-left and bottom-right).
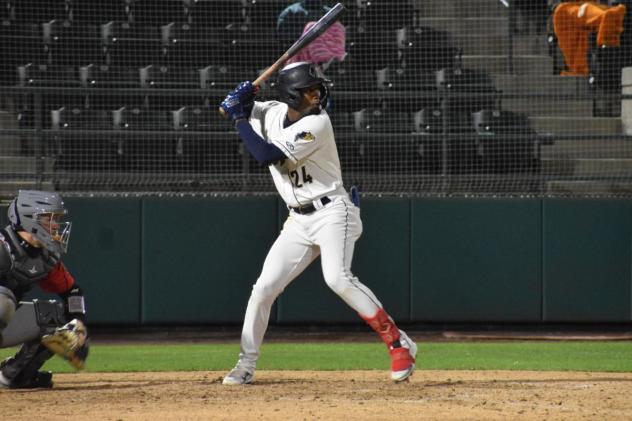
[
  {"x1": 0, "y1": 339, "x2": 54, "y2": 388},
  {"x1": 362, "y1": 308, "x2": 416, "y2": 382},
  {"x1": 41, "y1": 319, "x2": 89, "y2": 369}
]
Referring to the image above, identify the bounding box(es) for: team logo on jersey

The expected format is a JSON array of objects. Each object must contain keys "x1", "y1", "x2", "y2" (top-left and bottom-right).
[{"x1": 295, "y1": 131, "x2": 315, "y2": 142}]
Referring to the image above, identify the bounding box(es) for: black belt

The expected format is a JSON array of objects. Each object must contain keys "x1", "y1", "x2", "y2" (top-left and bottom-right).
[{"x1": 290, "y1": 196, "x2": 331, "y2": 215}]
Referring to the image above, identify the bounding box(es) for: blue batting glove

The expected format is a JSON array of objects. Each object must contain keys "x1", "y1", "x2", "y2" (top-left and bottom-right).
[
  {"x1": 220, "y1": 92, "x2": 247, "y2": 122},
  {"x1": 230, "y1": 81, "x2": 257, "y2": 103}
]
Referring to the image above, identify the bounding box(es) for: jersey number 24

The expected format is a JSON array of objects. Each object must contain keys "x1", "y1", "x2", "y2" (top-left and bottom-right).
[{"x1": 289, "y1": 166, "x2": 313, "y2": 188}]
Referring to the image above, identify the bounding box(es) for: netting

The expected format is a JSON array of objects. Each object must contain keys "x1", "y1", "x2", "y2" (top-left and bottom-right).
[{"x1": 0, "y1": 0, "x2": 631, "y2": 197}]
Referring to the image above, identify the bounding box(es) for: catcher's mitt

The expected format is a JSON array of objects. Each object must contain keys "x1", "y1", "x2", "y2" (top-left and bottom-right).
[{"x1": 41, "y1": 319, "x2": 89, "y2": 370}]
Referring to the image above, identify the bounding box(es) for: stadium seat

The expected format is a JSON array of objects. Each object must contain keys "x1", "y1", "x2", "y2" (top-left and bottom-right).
[
  {"x1": 413, "y1": 108, "x2": 443, "y2": 135},
  {"x1": 131, "y1": 0, "x2": 188, "y2": 25},
  {"x1": 242, "y1": 0, "x2": 286, "y2": 33},
  {"x1": 346, "y1": 30, "x2": 399, "y2": 70},
  {"x1": 471, "y1": 109, "x2": 535, "y2": 136},
  {"x1": 0, "y1": 23, "x2": 45, "y2": 82},
  {"x1": 111, "y1": 106, "x2": 178, "y2": 172},
  {"x1": 352, "y1": 108, "x2": 411, "y2": 134},
  {"x1": 112, "y1": 106, "x2": 169, "y2": 131},
  {"x1": 9, "y1": 0, "x2": 70, "y2": 24},
  {"x1": 348, "y1": 0, "x2": 417, "y2": 33},
  {"x1": 171, "y1": 106, "x2": 225, "y2": 132},
  {"x1": 41, "y1": 20, "x2": 101, "y2": 66},
  {"x1": 220, "y1": 25, "x2": 279, "y2": 69},
  {"x1": 139, "y1": 64, "x2": 200, "y2": 89},
  {"x1": 188, "y1": 0, "x2": 243, "y2": 29},
  {"x1": 101, "y1": 21, "x2": 161, "y2": 67},
  {"x1": 71, "y1": 0, "x2": 129, "y2": 24},
  {"x1": 80, "y1": 63, "x2": 137, "y2": 88},
  {"x1": 470, "y1": 110, "x2": 540, "y2": 174},
  {"x1": 51, "y1": 106, "x2": 111, "y2": 130},
  {"x1": 159, "y1": 22, "x2": 223, "y2": 67},
  {"x1": 436, "y1": 67, "x2": 498, "y2": 114},
  {"x1": 50, "y1": 106, "x2": 119, "y2": 171},
  {"x1": 414, "y1": 108, "x2": 474, "y2": 135},
  {"x1": 18, "y1": 63, "x2": 79, "y2": 87},
  {"x1": 79, "y1": 64, "x2": 140, "y2": 109},
  {"x1": 171, "y1": 106, "x2": 240, "y2": 173},
  {"x1": 376, "y1": 66, "x2": 433, "y2": 91},
  {"x1": 396, "y1": 26, "x2": 459, "y2": 72},
  {"x1": 199, "y1": 65, "x2": 258, "y2": 90}
]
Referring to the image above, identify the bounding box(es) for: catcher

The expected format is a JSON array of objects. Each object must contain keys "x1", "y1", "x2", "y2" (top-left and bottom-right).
[{"x1": 0, "y1": 190, "x2": 89, "y2": 389}]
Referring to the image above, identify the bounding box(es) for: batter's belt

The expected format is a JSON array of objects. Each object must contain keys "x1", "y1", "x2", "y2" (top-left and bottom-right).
[{"x1": 289, "y1": 196, "x2": 331, "y2": 215}]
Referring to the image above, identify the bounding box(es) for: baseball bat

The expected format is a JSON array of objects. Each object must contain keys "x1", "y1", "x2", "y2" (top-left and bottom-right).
[{"x1": 219, "y1": 2, "x2": 345, "y2": 116}]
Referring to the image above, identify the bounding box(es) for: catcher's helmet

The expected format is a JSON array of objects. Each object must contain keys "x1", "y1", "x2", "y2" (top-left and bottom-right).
[
  {"x1": 276, "y1": 62, "x2": 330, "y2": 110},
  {"x1": 7, "y1": 190, "x2": 71, "y2": 254}
]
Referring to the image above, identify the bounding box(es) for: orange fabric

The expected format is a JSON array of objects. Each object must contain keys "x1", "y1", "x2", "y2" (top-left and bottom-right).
[
  {"x1": 553, "y1": 2, "x2": 626, "y2": 75},
  {"x1": 39, "y1": 262, "x2": 75, "y2": 294}
]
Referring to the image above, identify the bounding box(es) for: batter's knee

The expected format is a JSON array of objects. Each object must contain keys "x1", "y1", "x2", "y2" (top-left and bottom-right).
[
  {"x1": 250, "y1": 281, "x2": 282, "y2": 304},
  {"x1": 324, "y1": 270, "x2": 355, "y2": 296}
]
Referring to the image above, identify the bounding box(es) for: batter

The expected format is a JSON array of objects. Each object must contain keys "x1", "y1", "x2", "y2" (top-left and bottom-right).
[{"x1": 219, "y1": 62, "x2": 416, "y2": 385}]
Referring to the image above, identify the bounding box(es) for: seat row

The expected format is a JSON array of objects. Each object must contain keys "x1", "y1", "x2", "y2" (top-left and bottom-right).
[
  {"x1": 16, "y1": 62, "x2": 498, "y2": 95},
  {"x1": 1, "y1": 0, "x2": 286, "y2": 30},
  {"x1": 43, "y1": 105, "x2": 537, "y2": 137}
]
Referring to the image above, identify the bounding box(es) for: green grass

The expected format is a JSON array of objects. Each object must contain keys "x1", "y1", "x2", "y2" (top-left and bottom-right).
[{"x1": 2, "y1": 342, "x2": 632, "y2": 373}]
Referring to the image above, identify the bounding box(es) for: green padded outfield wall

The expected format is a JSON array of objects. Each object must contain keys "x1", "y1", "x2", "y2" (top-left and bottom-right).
[
  {"x1": 410, "y1": 198, "x2": 543, "y2": 322},
  {"x1": 8, "y1": 196, "x2": 632, "y2": 324},
  {"x1": 140, "y1": 196, "x2": 278, "y2": 324},
  {"x1": 542, "y1": 199, "x2": 632, "y2": 322}
]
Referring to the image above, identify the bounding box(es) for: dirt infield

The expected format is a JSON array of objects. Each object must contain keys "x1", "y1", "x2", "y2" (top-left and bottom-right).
[{"x1": 3, "y1": 370, "x2": 632, "y2": 420}]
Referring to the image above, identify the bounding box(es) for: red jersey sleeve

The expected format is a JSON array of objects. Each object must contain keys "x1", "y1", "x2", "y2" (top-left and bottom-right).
[{"x1": 39, "y1": 262, "x2": 75, "y2": 294}]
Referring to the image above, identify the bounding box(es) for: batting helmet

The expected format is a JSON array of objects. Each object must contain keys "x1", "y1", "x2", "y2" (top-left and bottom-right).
[
  {"x1": 276, "y1": 62, "x2": 330, "y2": 110},
  {"x1": 7, "y1": 190, "x2": 71, "y2": 254}
]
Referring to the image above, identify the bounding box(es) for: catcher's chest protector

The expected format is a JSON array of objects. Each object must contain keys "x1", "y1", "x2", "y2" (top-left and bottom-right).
[{"x1": 0, "y1": 229, "x2": 58, "y2": 290}]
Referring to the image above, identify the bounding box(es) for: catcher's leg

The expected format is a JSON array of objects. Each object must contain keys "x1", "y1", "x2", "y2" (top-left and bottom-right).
[{"x1": 0, "y1": 300, "x2": 66, "y2": 389}]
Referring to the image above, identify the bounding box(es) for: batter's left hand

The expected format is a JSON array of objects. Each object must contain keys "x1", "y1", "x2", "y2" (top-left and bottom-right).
[{"x1": 220, "y1": 92, "x2": 247, "y2": 122}]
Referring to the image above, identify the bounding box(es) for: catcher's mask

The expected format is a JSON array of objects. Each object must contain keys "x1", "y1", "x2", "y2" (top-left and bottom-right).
[
  {"x1": 276, "y1": 62, "x2": 330, "y2": 111},
  {"x1": 7, "y1": 190, "x2": 71, "y2": 254}
]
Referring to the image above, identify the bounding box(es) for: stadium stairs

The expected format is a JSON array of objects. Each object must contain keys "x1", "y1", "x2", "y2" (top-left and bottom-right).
[{"x1": 420, "y1": 0, "x2": 631, "y2": 196}]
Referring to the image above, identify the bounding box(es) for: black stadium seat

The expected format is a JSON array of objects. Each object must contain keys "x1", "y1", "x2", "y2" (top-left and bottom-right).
[
  {"x1": 42, "y1": 20, "x2": 101, "y2": 66},
  {"x1": 159, "y1": 22, "x2": 223, "y2": 67},
  {"x1": 352, "y1": 108, "x2": 411, "y2": 134},
  {"x1": 101, "y1": 21, "x2": 161, "y2": 67},
  {"x1": 10, "y1": 0, "x2": 70, "y2": 24},
  {"x1": 0, "y1": 23, "x2": 44, "y2": 83},
  {"x1": 50, "y1": 106, "x2": 119, "y2": 171},
  {"x1": 71, "y1": 0, "x2": 128, "y2": 24},
  {"x1": 171, "y1": 106, "x2": 224, "y2": 132},
  {"x1": 396, "y1": 26, "x2": 459, "y2": 72},
  {"x1": 18, "y1": 63, "x2": 79, "y2": 87},
  {"x1": 188, "y1": 0, "x2": 243, "y2": 29},
  {"x1": 79, "y1": 64, "x2": 140, "y2": 110},
  {"x1": 132, "y1": 0, "x2": 188, "y2": 26},
  {"x1": 171, "y1": 106, "x2": 239, "y2": 173}
]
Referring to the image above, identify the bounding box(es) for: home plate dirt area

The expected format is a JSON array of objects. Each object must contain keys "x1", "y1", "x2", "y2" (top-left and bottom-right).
[{"x1": 3, "y1": 370, "x2": 632, "y2": 420}]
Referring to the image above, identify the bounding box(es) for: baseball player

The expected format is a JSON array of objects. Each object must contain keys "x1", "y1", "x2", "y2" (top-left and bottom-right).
[
  {"x1": 219, "y1": 62, "x2": 417, "y2": 385},
  {"x1": 0, "y1": 190, "x2": 89, "y2": 389}
]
